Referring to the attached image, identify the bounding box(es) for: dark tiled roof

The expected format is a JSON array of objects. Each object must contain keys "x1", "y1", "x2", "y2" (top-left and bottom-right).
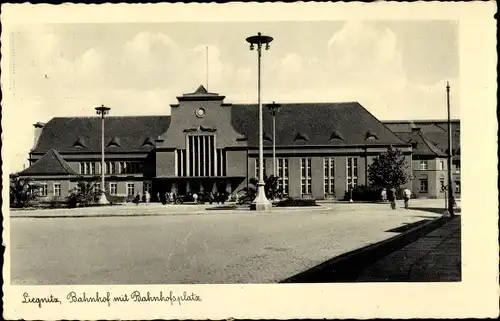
[
  {"x1": 230, "y1": 102, "x2": 407, "y2": 147},
  {"x1": 19, "y1": 149, "x2": 76, "y2": 176},
  {"x1": 383, "y1": 120, "x2": 460, "y2": 133},
  {"x1": 394, "y1": 132, "x2": 447, "y2": 157},
  {"x1": 424, "y1": 131, "x2": 461, "y2": 156},
  {"x1": 32, "y1": 116, "x2": 171, "y2": 154}
]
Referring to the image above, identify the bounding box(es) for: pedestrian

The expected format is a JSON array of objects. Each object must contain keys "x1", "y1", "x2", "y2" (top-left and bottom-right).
[
  {"x1": 388, "y1": 187, "x2": 397, "y2": 210},
  {"x1": 164, "y1": 191, "x2": 169, "y2": 205},
  {"x1": 156, "y1": 192, "x2": 160, "y2": 203},
  {"x1": 169, "y1": 192, "x2": 174, "y2": 204},
  {"x1": 134, "y1": 193, "x2": 141, "y2": 206},
  {"x1": 145, "y1": 190, "x2": 151, "y2": 204},
  {"x1": 193, "y1": 192, "x2": 198, "y2": 204},
  {"x1": 403, "y1": 187, "x2": 411, "y2": 210},
  {"x1": 381, "y1": 188, "x2": 387, "y2": 202}
]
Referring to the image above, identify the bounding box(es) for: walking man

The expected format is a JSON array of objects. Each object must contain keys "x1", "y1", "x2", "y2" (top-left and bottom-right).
[
  {"x1": 403, "y1": 187, "x2": 411, "y2": 210},
  {"x1": 388, "y1": 187, "x2": 397, "y2": 210}
]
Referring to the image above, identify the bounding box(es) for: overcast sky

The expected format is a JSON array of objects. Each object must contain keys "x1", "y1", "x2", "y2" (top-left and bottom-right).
[{"x1": 5, "y1": 20, "x2": 459, "y2": 171}]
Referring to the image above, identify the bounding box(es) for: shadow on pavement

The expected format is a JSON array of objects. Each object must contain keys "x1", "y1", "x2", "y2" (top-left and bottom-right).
[
  {"x1": 385, "y1": 219, "x2": 431, "y2": 233},
  {"x1": 409, "y1": 207, "x2": 461, "y2": 215}
]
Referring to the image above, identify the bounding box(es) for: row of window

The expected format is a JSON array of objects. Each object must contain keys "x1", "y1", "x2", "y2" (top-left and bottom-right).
[
  {"x1": 37, "y1": 182, "x2": 152, "y2": 197},
  {"x1": 419, "y1": 179, "x2": 461, "y2": 193},
  {"x1": 78, "y1": 161, "x2": 144, "y2": 175},
  {"x1": 419, "y1": 159, "x2": 461, "y2": 172},
  {"x1": 254, "y1": 157, "x2": 358, "y2": 196}
]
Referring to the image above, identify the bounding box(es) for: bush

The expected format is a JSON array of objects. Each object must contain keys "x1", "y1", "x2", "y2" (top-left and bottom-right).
[
  {"x1": 343, "y1": 185, "x2": 382, "y2": 202},
  {"x1": 275, "y1": 197, "x2": 319, "y2": 207}
]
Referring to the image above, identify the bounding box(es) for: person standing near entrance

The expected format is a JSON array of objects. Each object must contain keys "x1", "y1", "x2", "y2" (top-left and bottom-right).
[
  {"x1": 145, "y1": 190, "x2": 151, "y2": 204},
  {"x1": 403, "y1": 187, "x2": 411, "y2": 210},
  {"x1": 193, "y1": 192, "x2": 199, "y2": 204}
]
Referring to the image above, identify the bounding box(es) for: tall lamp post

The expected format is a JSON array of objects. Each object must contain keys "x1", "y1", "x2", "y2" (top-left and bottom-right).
[
  {"x1": 95, "y1": 104, "x2": 111, "y2": 205},
  {"x1": 267, "y1": 101, "x2": 281, "y2": 177},
  {"x1": 246, "y1": 32, "x2": 273, "y2": 211},
  {"x1": 445, "y1": 82, "x2": 455, "y2": 217}
]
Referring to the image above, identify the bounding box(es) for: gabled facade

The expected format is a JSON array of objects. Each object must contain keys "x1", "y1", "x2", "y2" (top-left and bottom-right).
[{"x1": 20, "y1": 85, "x2": 418, "y2": 202}]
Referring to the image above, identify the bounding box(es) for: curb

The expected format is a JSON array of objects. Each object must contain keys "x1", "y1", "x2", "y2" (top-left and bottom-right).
[{"x1": 280, "y1": 215, "x2": 455, "y2": 283}]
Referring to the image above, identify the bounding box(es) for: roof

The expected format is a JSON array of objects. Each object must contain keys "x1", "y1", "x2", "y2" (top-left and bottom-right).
[
  {"x1": 32, "y1": 116, "x2": 171, "y2": 154},
  {"x1": 393, "y1": 131, "x2": 447, "y2": 157},
  {"x1": 230, "y1": 102, "x2": 408, "y2": 147},
  {"x1": 423, "y1": 131, "x2": 461, "y2": 156},
  {"x1": 19, "y1": 149, "x2": 77, "y2": 176},
  {"x1": 383, "y1": 120, "x2": 460, "y2": 133}
]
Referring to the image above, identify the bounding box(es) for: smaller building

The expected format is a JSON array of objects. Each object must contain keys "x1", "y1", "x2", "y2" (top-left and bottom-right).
[{"x1": 383, "y1": 120, "x2": 461, "y2": 199}]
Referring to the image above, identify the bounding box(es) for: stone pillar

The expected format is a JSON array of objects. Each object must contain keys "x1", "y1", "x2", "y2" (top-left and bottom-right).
[
  {"x1": 186, "y1": 181, "x2": 191, "y2": 194},
  {"x1": 212, "y1": 181, "x2": 217, "y2": 193}
]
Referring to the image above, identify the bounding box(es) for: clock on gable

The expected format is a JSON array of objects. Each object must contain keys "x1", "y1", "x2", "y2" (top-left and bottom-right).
[{"x1": 195, "y1": 107, "x2": 206, "y2": 118}]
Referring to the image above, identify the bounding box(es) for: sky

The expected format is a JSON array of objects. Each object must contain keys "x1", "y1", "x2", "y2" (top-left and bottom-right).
[{"x1": 4, "y1": 20, "x2": 459, "y2": 172}]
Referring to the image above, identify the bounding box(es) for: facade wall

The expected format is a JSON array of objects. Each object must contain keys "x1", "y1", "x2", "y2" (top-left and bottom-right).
[
  {"x1": 311, "y1": 157, "x2": 324, "y2": 199},
  {"x1": 226, "y1": 150, "x2": 248, "y2": 177},
  {"x1": 35, "y1": 179, "x2": 71, "y2": 202},
  {"x1": 155, "y1": 151, "x2": 176, "y2": 177},
  {"x1": 411, "y1": 157, "x2": 460, "y2": 198}
]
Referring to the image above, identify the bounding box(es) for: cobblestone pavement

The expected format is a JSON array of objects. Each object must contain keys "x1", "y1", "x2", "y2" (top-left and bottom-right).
[
  {"x1": 356, "y1": 216, "x2": 461, "y2": 282},
  {"x1": 9, "y1": 201, "x2": 443, "y2": 284}
]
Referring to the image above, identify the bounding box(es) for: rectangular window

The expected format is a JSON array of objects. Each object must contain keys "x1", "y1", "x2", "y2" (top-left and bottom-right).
[
  {"x1": 277, "y1": 158, "x2": 289, "y2": 195},
  {"x1": 453, "y1": 159, "x2": 461, "y2": 173},
  {"x1": 439, "y1": 161, "x2": 444, "y2": 171},
  {"x1": 324, "y1": 157, "x2": 335, "y2": 196},
  {"x1": 144, "y1": 182, "x2": 152, "y2": 194},
  {"x1": 110, "y1": 182, "x2": 117, "y2": 195},
  {"x1": 127, "y1": 183, "x2": 135, "y2": 196},
  {"x1": 301, "y1": 158, "x2": 312, "y2": 195},
  {"x1": 346, "y1": 157, "x2": 358, "y2": 189},
  {"x1": 95, "y1": 182, "x2": 101, "y2": 192},
  {"x1": 455, "y1": 181, "x2": 460, "y2": 193},
  {"x1": 187, "y1": 134, "x2": 217, "y2": 177},
  {"x1": 53, "y1": 183, "x2": 61, "y2": 197},
  {"x1": 40, "y1": 183, "x2": 48, "y2": 197},
  {"x1": 420, "y1": 160, "x2": 428, "y2": 170},
  {"x1": 419, "y1": 179, "x2": 428, "y2": 193}
]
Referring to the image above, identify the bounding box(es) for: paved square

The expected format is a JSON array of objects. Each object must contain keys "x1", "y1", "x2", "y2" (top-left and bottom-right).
[{"x1": 9, "y1": 201, "x2": 442, "y2": 284}]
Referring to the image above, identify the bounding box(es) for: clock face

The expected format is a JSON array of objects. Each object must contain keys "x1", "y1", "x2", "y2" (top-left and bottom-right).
[{"x1": 195, "y1": 107, "x2": 206, "y2": 118}]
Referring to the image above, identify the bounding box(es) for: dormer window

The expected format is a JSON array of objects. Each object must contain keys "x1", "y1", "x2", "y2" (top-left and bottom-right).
[
  {"x1": 107, "y1": 136, "x2": 121, "y2": 148},
  {"x1": 365, "y1": 131, "x2": 379, "y2": 141},
  {"x1": 294, "y1": 132, "x2": 309, "y2": 142},
  {"x1": 142, "y1": 137, "x2": 155, "y2": 147},
  {"x1": 329, "y1": 130, "x2": 344, "y2": 141},
  {"x1": 73, "y1": 136, "x2": 86, "y2": 148}
]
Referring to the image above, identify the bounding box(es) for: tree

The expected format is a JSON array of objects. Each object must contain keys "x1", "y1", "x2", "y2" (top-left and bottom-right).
[
  {"x1": 67, "y1": 177, "x2": 100, "y2": 207},
  {"x1": 9, "y1": 176, "x2": 41, "y2": 208},
  {"x1": 368, "y1": 146, "x2": 410, "y2": 189},
  {"x1": 238, "y1": 175, "x2": 283, "y2": 204}
]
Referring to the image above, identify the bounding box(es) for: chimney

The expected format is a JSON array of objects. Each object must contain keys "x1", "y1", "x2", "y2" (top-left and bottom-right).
[{"x1": 32, "y1": 122, "x2": 45, "y2": 150}]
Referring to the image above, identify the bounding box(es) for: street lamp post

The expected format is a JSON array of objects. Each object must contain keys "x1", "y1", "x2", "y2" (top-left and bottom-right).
[
  {"x1": 267, "y1": 102, "x2": 281, "y2": 177},
  {"x1": 95, "y1": 104, "x2": 111, "y2": 205},
  {"x1": 445, "y1": 82, "x2": 455, "y2": 217},
  {"x1": 246, "y1": 32, "x2": 273, "y2": 211}
]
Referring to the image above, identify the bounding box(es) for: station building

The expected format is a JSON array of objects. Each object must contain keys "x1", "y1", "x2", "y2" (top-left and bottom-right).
[{"x1": 18, "y1": 85, "x2": 459, "y2": 202}]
